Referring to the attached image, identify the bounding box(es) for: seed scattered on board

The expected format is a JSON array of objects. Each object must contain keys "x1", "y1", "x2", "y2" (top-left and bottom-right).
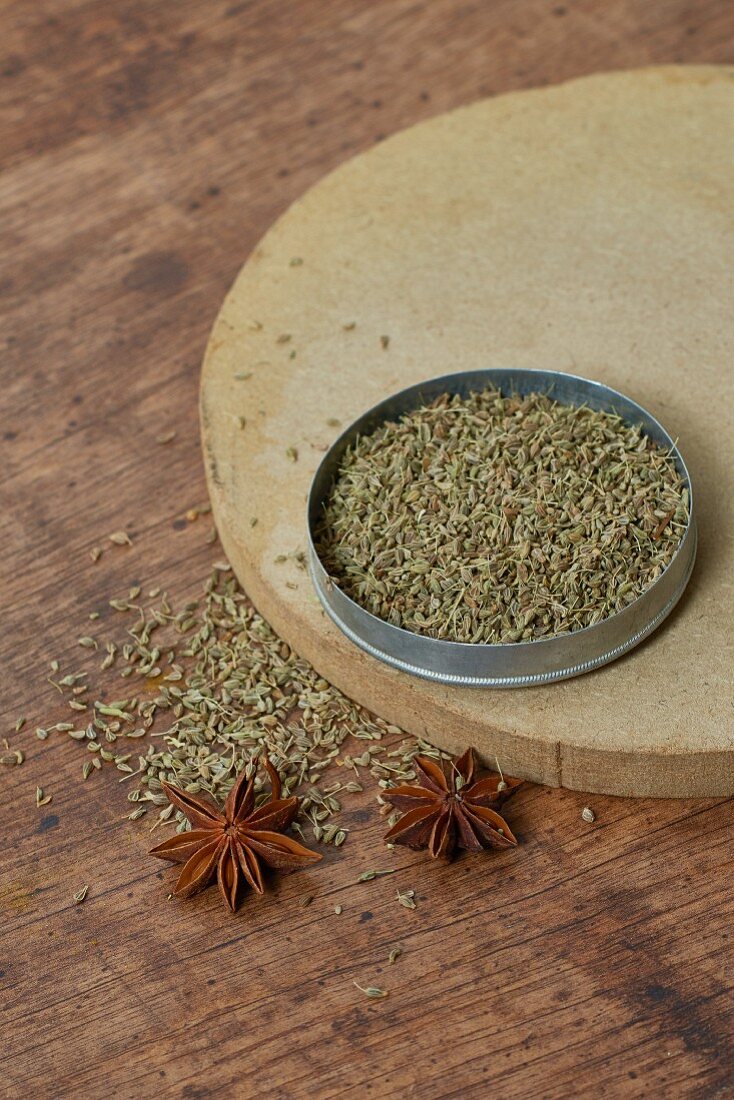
[
  {"x1": 108, "y1": 530, "x2": 132, "y2": 547},
  {"x1": 1, "y1": 748, "x2": 24, "y2": 766},
  {"x1": 353, "y1": 981, "x2": 388, "y2": 999},
  {"x1": 581, "y1": 806, "x2": 596, "y2": 824},
  {"x1": 357, "y1": 869, "x2": 396, "y2": 882}
]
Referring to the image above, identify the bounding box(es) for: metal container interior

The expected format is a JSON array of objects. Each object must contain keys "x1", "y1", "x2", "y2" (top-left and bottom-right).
[{"x1": 306, "y1": 369, "x2": 696, "y2": 688}]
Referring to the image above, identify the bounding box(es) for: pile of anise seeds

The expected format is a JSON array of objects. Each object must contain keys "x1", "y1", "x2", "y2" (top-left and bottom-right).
[{"x1": 316, "y1": 385, "x2": 689, "y2": 645}]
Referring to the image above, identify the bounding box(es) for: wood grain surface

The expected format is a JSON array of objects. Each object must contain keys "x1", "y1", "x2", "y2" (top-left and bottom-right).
[{"x1": 2, "y1": 3, "x2": 734, "y2": 1098}]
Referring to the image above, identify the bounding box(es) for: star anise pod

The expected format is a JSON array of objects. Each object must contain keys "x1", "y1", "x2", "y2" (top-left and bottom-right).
[
  {"x1": 150, "y1": 758, "x2": 321, "y2": 911},
  {"x1": 384, "y1": 748, "x2": 521, "y2": 859}
]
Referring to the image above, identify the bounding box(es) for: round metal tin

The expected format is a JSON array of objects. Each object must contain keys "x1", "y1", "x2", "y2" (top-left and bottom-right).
[{"x1": 306, "y1": 370, "x2": 696, "y2": 688}]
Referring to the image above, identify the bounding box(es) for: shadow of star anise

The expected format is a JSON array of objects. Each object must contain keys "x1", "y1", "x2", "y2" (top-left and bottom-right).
[
  {"x1": 150, "y1": 758, "x2": 321, "y2": 911},
  {"x1": 384, "y1": 748, "x2": 522, "y2": 859}
]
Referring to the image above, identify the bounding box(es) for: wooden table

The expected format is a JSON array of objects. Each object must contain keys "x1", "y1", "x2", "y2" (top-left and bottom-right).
[{"x1": 3, "y1": 3, "x2": 733, "y2": 1097}]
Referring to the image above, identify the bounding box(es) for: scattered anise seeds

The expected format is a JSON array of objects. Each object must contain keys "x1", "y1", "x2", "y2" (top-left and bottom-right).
[{"x1": 40, "y1": 560, "x2": 450, "y2": 844}]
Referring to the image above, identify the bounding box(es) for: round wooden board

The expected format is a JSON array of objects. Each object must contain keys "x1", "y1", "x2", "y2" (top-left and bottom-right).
[{"x1": 201, "y1": 65, "x2": 734, "y2": 798}]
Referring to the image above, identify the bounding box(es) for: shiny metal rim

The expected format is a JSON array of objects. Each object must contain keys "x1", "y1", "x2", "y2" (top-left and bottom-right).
[{"x1": 309, "y1": 527, "x2": 696, "y2": 687}]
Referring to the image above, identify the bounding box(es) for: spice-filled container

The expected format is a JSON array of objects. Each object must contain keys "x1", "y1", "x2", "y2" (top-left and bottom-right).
[{"x1": 307, "y1": 369, "x2": 696, "y2": 688}]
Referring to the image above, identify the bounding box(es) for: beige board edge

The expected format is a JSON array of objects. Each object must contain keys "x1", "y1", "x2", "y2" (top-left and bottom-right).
[{"x1": 201, "y1": 65, "x2": 734, "y2": 798}]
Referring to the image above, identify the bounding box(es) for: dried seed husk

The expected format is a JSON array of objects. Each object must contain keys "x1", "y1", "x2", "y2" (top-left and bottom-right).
[
  {"x1": 353, "y1": 981, "x2": 388, "y2": 999},
  {"x1": 108, "y1": 530, "x2": 132, "y2": 547}
]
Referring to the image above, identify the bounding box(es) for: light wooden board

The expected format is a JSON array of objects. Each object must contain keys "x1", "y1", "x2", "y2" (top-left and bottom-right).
[{"x1": 201, "y1": 65, "x2": 734, "y2": 798}]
